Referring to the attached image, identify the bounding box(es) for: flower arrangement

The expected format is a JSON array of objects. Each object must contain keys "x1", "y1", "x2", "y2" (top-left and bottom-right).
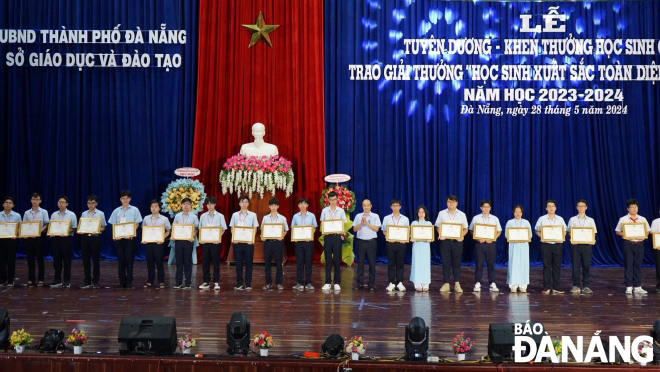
[
  {"x1": 452, "y1": 332, "x2": 474, "y2": 355},
  {"x1": 638, "y1": 340, "x2": 653, "y2": 359},
  {"x1": 178, "y1": 334, "x2": 197, "y2": 350},
  {"x1": 551, "y1": 338, "x2": 562, "y2": 358},
  {"x1": 252, "y1": 331, "x2": 275, "y2": 349},
  {"x1": 344, "y1": 335, "x2": 367, "y2": 355},
  {"x1": 320, "y1": 185, "x2": 356, "y2": 214},
  {"x1": 10, "y1": 329, "x2": 33, "y2": 346},
  {"x1": 220, "y1": 155, "x2": 294, "y2": 198},
  {"x1": 160, "y1": 179, "x2": 207, "y2": 217},
  {"x1": 66, "y1": 329, "x2": 88, "y2": 346}
]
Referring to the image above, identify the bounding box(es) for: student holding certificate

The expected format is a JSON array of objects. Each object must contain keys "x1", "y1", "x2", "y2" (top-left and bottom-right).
[
  {"x1": 198, "y1": 197, "x2": 226, "y2": 290},
  {"x1": 534, "y1": 200, "x2": 568, "y2": 295},
  {"x1": 78, "y1": 195, "x2": 107, "y2": 289},
  {"x1": 410, "y1": 205, "x2": 432, "y2": 292},
  {"x1": 0, "y1": 197, "x2": 21, "y2": 287},
  {"x1": 382, "y1": 198, "x2": 409, "y2": 292},
  {"x1": 108, "y1": 190, "x2": 143, "y2": 289},
  {"x1": 261, "y1": 198, "x2": 289, "y2": 290},
  {"x1": 229, "y1": 196, "x2": 259, "y2": 290},
  {"x1": 291, "y1": 198, "x2": 318, "y2": 291},
  {"x1": 469, "y1": 200, "x2": 502, "y2": 293},
  {"x1": 352, "y1": 199, "x2": 380, "y2": 291},
  {"x1": 650, "y1": 206, "x2": 660, "y2": 294},
  {"x1": 49, "y1": 196, "x2": 78, "y2": 288},
  {"x1": 506, "y1": 205, "x2": 531, "y2": 292},
  {"x1": 320, "y1": 191, "x2": 347, "y2": 291},
  {"x1": 435, "y1": 195, "x2": 469, "y2": 293},
  {"x1": 567, "y1": 199, "x2": 597, "y2": 294},
  {"x1": 142, "y1": 200, "x2": 171, "y2": 289},
  {"x1": 172, "y1": 198, "x2": 199, "y2": 289},
  {"x1": 22, "y1": 192, "x2": 49, "y2": 287},
  {"x1": 615, "y1": 199, "x2": 651, "y2": 294}
]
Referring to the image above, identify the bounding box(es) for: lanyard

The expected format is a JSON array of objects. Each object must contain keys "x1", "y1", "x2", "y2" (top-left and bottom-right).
[
  {"x1": 329, "y1": 208, "x2": 338, "y2": 219},
  {"x1": 31, "y1": 210, "x2": 39, "y2": 221},
  {"x1": 207, "y1": 213, "x2": 215, "y2": 226},
  {"x1": 239, "y1": 212, "x2": 248, "y2": 224},
  {"x1": 270, "y1": 214, "x2": 278, "y2": 223},
  {"x1": 151, "y1": 215, "x2": 158, "y2": 226},
  {"x1": 392, "y1": 215, "x2": 401, "y2": 225}
]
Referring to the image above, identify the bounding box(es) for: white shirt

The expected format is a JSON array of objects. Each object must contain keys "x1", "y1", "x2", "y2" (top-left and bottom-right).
[
  {"x1": 534, "y1": 214, "x2": 568, "y2": 245},
  {"x1": 434, "y1": 209, "x2": 469, "y2": 228},
  {"x1": 615, "y1": 214, "x2": 650, "y2": 243},
  {"x1": 468, "y1": 214, "x2": 503, "y2": 232},
  {"x1": 567, "y1": 215, "x2": 597, "y2": 233}
]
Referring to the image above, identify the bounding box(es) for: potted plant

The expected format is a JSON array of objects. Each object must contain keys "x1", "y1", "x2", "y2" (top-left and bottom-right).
[
  {"x1": 452, "y1": 332, "x2": 474, "y2": 361},
  {"x1": 638, "y1": 340, "x2": 652, "y2": 366},
  {"x1": 253, "y1": 331, "x2": 275, "y2": 356},
  {"x1": 10, "y1": 328, "x2": 33, "y2": 353},
  {"x1": 344, "y1": 336, "x2": 367, "y2": 360},
  {"x1": 178, "y1": 334, "x2": 197, "y2": 355},
  {"x1": 66, "y1": 329, "x2": 88, "y2": 354}
]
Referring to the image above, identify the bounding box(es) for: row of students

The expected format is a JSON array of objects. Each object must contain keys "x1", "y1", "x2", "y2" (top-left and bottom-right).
[{"x1": 2, "y1": 192, "x2": 660, "y2": 294}]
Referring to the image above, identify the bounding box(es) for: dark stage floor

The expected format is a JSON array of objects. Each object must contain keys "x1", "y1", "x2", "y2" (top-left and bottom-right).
[{"x1": 1, "y1": 260, "x2": 658, "y2": 361}]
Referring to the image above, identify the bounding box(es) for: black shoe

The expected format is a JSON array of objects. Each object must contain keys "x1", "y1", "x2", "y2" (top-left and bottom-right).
[
  {"x1": 50, "y1": 282, "x2": 62, "y2": 288},
  {"x1": 183, "y1": 284, "x2": 191, "y2": 289},
  {"x1": 245, "y1": 286, "x2": 252, "y2": 290},
  {"x1": 116, "y1": 284, "x2": 126, "y2": 289},
  {"x1": 0, "y1": 282, "x2": 6, "y2": 287},
  {"x1": 80, "y1": 283, "x2": 92, "y2": 289},
  {"x1": 355, "y1": 285, "x2": 364, "y2": 290},
  {"x1": 234, "y1": 285, "x2": 244, "y2": 290},
  {"x1": 5, "y1": 282, "x2": 14, "y2": 287},
  {"x1": 62, "y1": 283, "x2": 71, "y2": 288},
  {"x1": 369, "y1": 286, "x2": 375, "y2": 291},
  {"x1": 92, "y1": 283, "x2": 100, "y2": 289},
  {"x1": 173, "y1": 284, "x2": 183, "y2": 289}
]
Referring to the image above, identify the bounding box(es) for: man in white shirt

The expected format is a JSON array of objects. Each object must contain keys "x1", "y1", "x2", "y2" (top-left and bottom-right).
[
  {"x1": 650, "y1": 205, "x2": 660, "y2": 293},
  {"x1": 320, "y1": 191, "x2": 347, "y2": 290},
  {"x1": 229, "y1": 195, "x2": 259, "y2": 290},
  {"x1": 534, "y1": 199, "x2": 568, "y2": 295},
  {"x1": 352, "y1": 199, "x2": 380, "y2": 290},
  {"x1": 435, "y1": 195, "x2": 469, "y2": 293},
  {"x1": 382, "y1": 198, "x2": 410, "y2": 292},
  {"x1": 615, "y1": 199, "x2": 651, "y2": 294},
  {"x1": 567, "y1": 199, "x2": 597, "y2": 294},
  {"x1": 468, "y1": 200, "x2": 502, "y2": 292}
]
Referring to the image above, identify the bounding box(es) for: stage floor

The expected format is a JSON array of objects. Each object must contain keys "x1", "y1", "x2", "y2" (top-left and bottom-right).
[{"x1": 1, "y1": 260, "x2": 658, "y2": 360}]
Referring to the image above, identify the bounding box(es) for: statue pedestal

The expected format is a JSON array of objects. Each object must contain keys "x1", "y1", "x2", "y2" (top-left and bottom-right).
[{"x1": 226, "y1": 192, "x2": 288, "y2": 265}]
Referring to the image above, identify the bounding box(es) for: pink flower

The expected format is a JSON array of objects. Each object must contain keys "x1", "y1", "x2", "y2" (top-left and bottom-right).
[{"x1": 240, "y1": 166, "x2": 244, "y2": 170}]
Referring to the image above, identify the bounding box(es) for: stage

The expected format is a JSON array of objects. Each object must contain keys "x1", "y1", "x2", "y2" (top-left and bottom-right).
[{"x1": 1, "y1": 261, "x2": 659, "y2": 370}]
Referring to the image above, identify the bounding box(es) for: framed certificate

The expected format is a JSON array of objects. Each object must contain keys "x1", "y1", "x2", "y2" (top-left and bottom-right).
[
  {"x1": 0, "y1": 223, "x2": 18, "y2": 239},
  {"x1": 47, "y1": 220, "x2": 71, "y2": 236},
  {"x1": 19, "y1": 220, "x2": 42, "y2": 238},
  {"x1": 142, "y1": 226, "x2": 165, "y2": 243},
  {"x1": 653, "y1": 232, "x2": 660, "y2": 250},
  {"x1": 386, "y1": 226, "x2": 410, "y2": 243},
  {"x1": 199, "y1": 226, "x2": 223, "y2": 244},
  {"x1": 321, "y1": 219, "x2": 344, "y2": 235},
  {"x1": 171, "y1": 223, "x2": 195, "y2": 241},
  {"x1": 78, "y1": 218, "x2": 102, "y2": 234},
  {"x1": 113, "y1": 222, "x2": 137, "y2": 239},
  {"x1": 439, "y1": 222, "x2": 463, "y2": 240},
  {"x1": 232, "y1": 226, "x2": 257, "y2": 244},
  {"x1": 473, "y1": 223, "x2": 497, "y2": 241},
  {"x1": 411, "y1": 225, "x2": 434, "y2": 242},
  {"x1": 506, "y1": 227, "x2": 531, "y2": 243},
  {"x1": 291, "y1": 226, "x2": 315, "y2": 242},
  {"x1": 261, "y1": 223, "x2": 285, "y2": 239},
  {"x1": 540, "y1": 225, "x2": 565, "y2": 243},
  {"x1": 622, "y1": 222, "x2": 648, "y2": 240},
  {"x1": 570, "y1": 227, "x2": 596, "y2": 245}
]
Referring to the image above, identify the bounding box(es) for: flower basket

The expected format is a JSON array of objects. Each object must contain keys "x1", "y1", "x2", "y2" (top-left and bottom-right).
[
  {"x1": 253, "y1": 331, "x2": 275, "y2": 353},
  {"x1": 66, "y1": 329, "x2": 88, "y2": 354},
  {"x1": 220, "y1": 155, "x2": 294, "y2": 198},
  {"x1": 344, "y1": 336, "x2": 367, "y2": 357},
  {"x1": 638, "y1": 340, "x2": 652, "y2": 366},
  {"x1": 161, "y1": 179, "x2": 207, "y2": 218},
  {"x1": 178, "y1": 334, "x2": 197, "y2": 354},
  {"x1": 452, "y1": 332, "x2": 474, "y2": 359},
  {"x1": 10, "y1": 329, "x2": 33, "y2": 352}
]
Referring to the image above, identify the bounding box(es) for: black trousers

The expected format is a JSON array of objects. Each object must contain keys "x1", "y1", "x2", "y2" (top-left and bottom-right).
[
  {"x1": 202, "y1": 243, "x2": 221, "y2": 283},
  {"x1": 324, "y1": 234, "x2": 342, "y2": 284},
  {"x1": 386, "y1": 242, "x2": 406, "y2": 284},
  {"x1": 24, "y1": 236, "x2": 45, "y2": 282},
  {"x1": 0, "y1": 239, "x2": 17, "y2": 284},
  {"x1": 474, "y1": 242, "x2": 496, "y2": 284},
  {"x1": 115, "y1": 238, "x2": 135, "y2": 285},
  {"x1": 145, "y1": 243, "x2": 165, "y2": 284},
  {"x1": 263, "y1": 240, "x2": 283, "y2": 285},
  {"x1": 440, "y1": 240, "x2": 463, "y2": 283},
  {"x1": 541, "y1": 243, "x2": 563, "y2": 290},
  {"x1": 51, "y1": 236, "x2": 72, "y2": 284},
  {"x1": 655, "y1": 249, "x2": 660, "y2": 290},
  {"x1": 80, "y1": 235, "x2": 101, "y2": 284},
  {"x1": 175, "y1": 241, "x2": 193, "y2": 286},
  {"x1": 623, "y1": 241, "x2": 644, "y2": 287},
  {"x1": 356, "y1": 238, "x2": 377, "y2": 287},
  {"x1": 571, "y1": 244, "x2": 592, "y2": 287},
  {"x1": 294, "y1": 241, "x2": 314, "y2": 285},
  {"x1": 234, "y1": 243, "x2": 254, "y2": 286}
]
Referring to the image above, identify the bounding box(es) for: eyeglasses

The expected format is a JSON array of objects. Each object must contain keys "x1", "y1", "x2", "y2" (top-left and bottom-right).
[{"x1": 58, "y1": 201, "x2": 67, "y2": 204}]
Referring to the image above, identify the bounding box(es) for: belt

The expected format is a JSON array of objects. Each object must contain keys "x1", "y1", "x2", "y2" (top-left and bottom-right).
[
  {"x1": 358, "y1": 238, "x2": 376, "y2": 242},
  {"x1": 627, "y1": 241, "x2": 644, "y2": 245}
]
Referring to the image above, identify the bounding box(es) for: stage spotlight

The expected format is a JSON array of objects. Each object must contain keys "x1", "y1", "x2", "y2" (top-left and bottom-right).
[
  {"x1": 227, "y1": 312, "x2": 250, "y2": 355},
  {"x1": 405, "y1": 317, "x2": 429, "y2": 361},
  {"x1": 321, "y1": 334, "x2": 344, "y2": 357},
  {"x1": 650, "y1": 320, "x2": 660, "y2": 365},
  {"x1": 37, "y1": 329, "x2": 65, "y2": 353},
  {"x1": 0, "y1": 308, "x2": 9, "y2": 351}
]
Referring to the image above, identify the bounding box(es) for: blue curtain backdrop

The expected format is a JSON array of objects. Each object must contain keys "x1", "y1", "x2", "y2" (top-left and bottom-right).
[
  {"x1": 325, "y1": 1, "x2": 660, "y2": 267},
  {"x1": 0, "y1": 0, "x2": 198, "y2": 260}
]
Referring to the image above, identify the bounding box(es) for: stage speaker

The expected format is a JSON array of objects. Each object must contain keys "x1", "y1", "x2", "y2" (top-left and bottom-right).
[
  {"x1": 37, "y1": 329, "x2": 65, "y2": 352},
  {"x1": 650, "y1": 320, "x2": 660, "y2": 365},
  {"x1": 488, "y1": 323, "x2": 544, "y2": 363},
  {"x1": 118, "y1": 316, "x2": 177, "y2": 355},
  {"x1": 0, "y1": 308, "x2": 9, "y2": 350},
  {"x1": 321, "y1": 334, "x2": 344, "y2": 357}
]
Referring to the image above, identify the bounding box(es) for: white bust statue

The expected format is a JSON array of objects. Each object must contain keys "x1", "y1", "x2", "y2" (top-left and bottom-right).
[{"x1": 239, "y1": 122, "x2": 279, "y2": 157}]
